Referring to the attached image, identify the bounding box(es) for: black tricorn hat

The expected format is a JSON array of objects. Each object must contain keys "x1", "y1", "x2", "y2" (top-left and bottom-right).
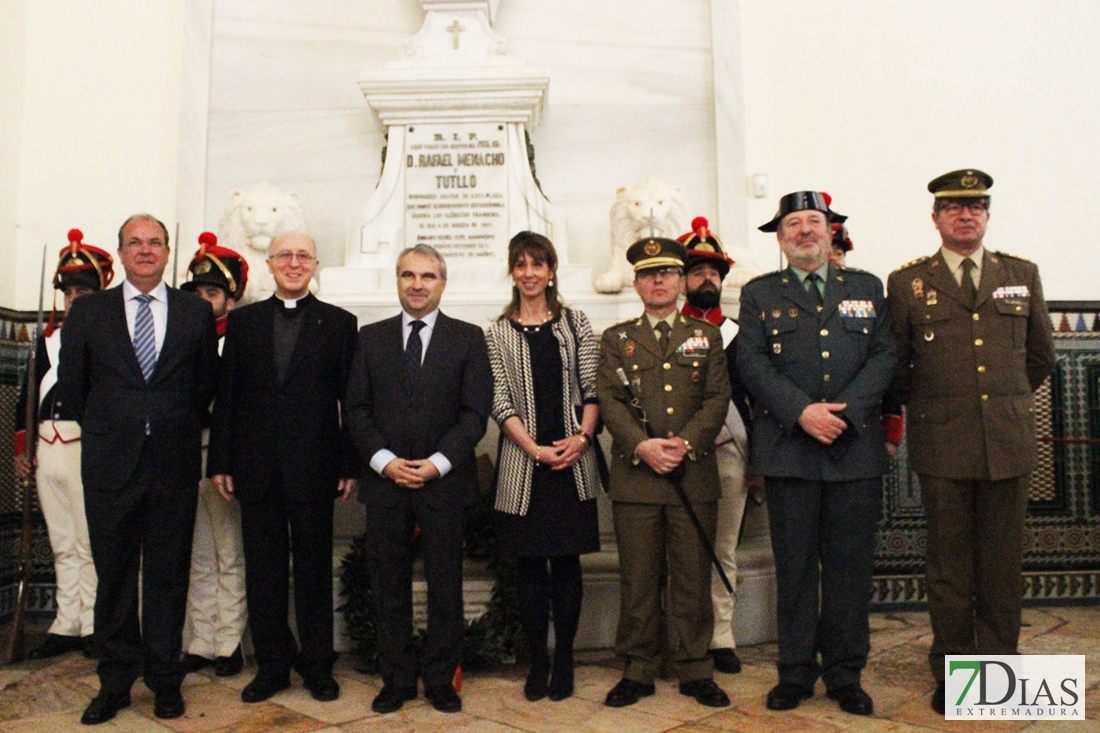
[
  {"x1": 758, "y1": 191, "x2": 847, "y2": 233},
  {"x1": 626, "y1": 237, "x2": 687, "y2": 273},
  {"x1": 928, "y1": 168, "x2": 993, "y2": 198}
]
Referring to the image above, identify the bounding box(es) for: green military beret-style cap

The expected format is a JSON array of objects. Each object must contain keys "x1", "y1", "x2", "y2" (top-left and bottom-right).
[
  {"x1": 928, "y1": 169, "x2": 993, "y2": 198},
  {"x1": 626, "y1": 237, "x2": 687, "y2": 273}
]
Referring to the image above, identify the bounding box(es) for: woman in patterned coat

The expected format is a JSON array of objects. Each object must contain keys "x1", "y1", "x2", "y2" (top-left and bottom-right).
[{"x1": 487, "y1": 231, "x2": 603, "y2": 703}]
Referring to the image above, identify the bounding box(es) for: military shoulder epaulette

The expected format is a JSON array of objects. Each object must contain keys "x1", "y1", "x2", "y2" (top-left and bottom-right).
[
  {"x1": 742, "y1": 269, "x2": 785, "y2": 287},
  {"x1": 991, "y1": 250, "x2": 1034, "y2": 264},
  {"x1": 891, "y1": 255, "x2": 931, "y2": 273},
  {"x1": 838, "y1": 266, "x2": 873, "y2": 276},
  {"x1": 608, "y1": 317, "x2": 638, "y2": 331}
]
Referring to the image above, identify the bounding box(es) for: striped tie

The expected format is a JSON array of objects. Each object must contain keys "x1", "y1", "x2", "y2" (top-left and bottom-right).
[{"x1": 133, "y1": 293, "x2": 157, "y2": 382}]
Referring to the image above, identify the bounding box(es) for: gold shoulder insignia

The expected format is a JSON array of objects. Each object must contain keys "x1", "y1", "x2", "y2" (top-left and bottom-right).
[
  {"x1": 891, "y1": 255, "x2": 931, "y2": 274},
  {"x1": 992, "y1": 250, "x2": 1034, "y2": 264}
]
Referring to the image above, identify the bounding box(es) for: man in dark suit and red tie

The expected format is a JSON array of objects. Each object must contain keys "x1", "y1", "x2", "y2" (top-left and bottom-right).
[
  {"x1": 57, "y1": 214, "x2": 219, "y2": 725},
  {"x1": 208, "y1": 231, "x2": 359, "y2": 705},
  {"x1": 345, "y1": 244, "x2": 493, "y2": 715}
]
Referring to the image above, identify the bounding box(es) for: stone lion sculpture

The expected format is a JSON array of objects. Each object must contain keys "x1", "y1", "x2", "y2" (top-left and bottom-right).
[
  {"x1": 593, "y1": 177, "x2": 692, "y2": 293},
  {"x1": 216, "y1": 181, "x2": 310, "y2": 303}
]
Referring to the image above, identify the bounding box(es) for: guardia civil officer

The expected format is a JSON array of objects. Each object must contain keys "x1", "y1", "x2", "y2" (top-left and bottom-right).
[
  {"x1": 597, "y1": 237, "x2": 732, "y2": 709},
  {"x1": 886, "y1": 170, "x2": 1055, "y2": 715},
  {"x1": 738, "y1": 192, "x2": 895, "y2": 716}
]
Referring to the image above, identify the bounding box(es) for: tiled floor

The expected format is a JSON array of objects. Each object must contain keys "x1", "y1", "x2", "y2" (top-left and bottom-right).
[{"x1": 1, "y1": 607, "x2": 1097, "y2": 731}]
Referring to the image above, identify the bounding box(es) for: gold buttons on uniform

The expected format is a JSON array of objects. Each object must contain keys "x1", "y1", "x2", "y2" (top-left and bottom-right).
[
  {"x1": 975, "y1": 338, "x2": 983, "y2": 346},
  {"x1": 663, "y1": 362, "x2": 671, "y2": 370},
  {"x1": 666, "y1": 407, "x2": 675, "y2": 415},
  {"x1": 972, "y1": 313, "x2": 980, "y2": 321},
  {"x1": 820, "y1": 329, "x2": 829, "y2": 337},
  {"x1": 978, "y1": 366, "x2": 986, "y2": 373},
  {"x1": 822, "y1": 351, "x2": 830, "y2": 359},
  {"x1": 692, "y1": 361, "x2": 699, "y2": 367},
  {"x1": 982, "y1": 394, "x2": 989, "y2": 401},
  {"x1": 664, "y1": 385, "x2": 672, "y2": 392},
  {"x1": 632, "y1": 364, "x2": 639, "y2": 370},
  {"x1": 1016, "y1": 305, "x2": 1023, "y2": 312},
  {"x1": 773, "y1": 329, "x2": 779, "y2": 335},
  {"x1": 823, "y1": 374, "x2": 831, "y2": 382}
]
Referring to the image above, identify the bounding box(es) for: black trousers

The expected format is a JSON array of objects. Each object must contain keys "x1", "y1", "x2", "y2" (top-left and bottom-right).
[
  {"x1": 766, "y1": 477, "x2": 881, "y2": 691},
  {"x1": 239, "y1": 489, "x2": 336, "y2": 680},
  {"x1": 84, "y1": 444, "x2": 197, "y2": 692},
  {"x1": 364, "y1": 492, "x2": 465, "y2": 689},
  {"x1": 920, "y1": 474, "x2": 1030, "y2": 682}
]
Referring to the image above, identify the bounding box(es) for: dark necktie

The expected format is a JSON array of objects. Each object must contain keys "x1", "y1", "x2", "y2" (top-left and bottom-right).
[
  {"x1": 133, "y1": 293, "x2": 156, "y2": 382},
  {"x1": 806, "y1": 272, "x2": 825, "y2": 310},
  {"x1": 405, "y1": 320, "x2": 426, "y2": 388},
  {"x1": 960, "y1": 258, "x2": 978, "y2": 309},
  {"x1": 656, "y1": 321, "x2": 671, "y2": 353}
]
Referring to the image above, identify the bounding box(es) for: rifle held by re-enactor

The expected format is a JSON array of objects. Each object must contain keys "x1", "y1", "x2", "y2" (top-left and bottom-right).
[{"x1": 4, "y1": 245, "x2": 49, "y2": 664}]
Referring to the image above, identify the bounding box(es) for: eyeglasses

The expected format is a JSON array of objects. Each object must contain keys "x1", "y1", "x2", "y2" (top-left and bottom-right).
[
  {"x1": 939, "y1": 201, "x2": 988, "y2": 215},
  {"x1": 637, "y1": 266, "x2": 683, "y2": 280},
  {"x1": 269, "y1": 251, "x2": 316, "y2": 265}
]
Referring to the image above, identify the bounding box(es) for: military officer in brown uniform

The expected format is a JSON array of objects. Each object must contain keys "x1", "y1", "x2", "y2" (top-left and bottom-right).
[
  {"x1": 739, "y1": 191, "x2": 895, "y2": 717},
  {"x1": 597, "y1": 237, "x2": 732, "y2": 709},
  {"x1": 887, "y1": 170, "x2": 1056, "y2": 715}
]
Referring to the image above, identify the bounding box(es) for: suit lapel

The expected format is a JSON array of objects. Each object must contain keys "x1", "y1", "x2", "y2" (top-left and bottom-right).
[
  {"x1": 781, "y1": 269, "x2": 822, "y2": 318},
  {"x1": 631, "y1": 317, "x2": 664, "y2": 360},
  {"x1": 150, "y1": 288, "x2": 185, "y2": 384},
  {"x1": 110, "y1": 287, "x2": 145, "y2": 383},
  {"x1": 667, "y1": 315, "x2": 697, "y2": 358}
]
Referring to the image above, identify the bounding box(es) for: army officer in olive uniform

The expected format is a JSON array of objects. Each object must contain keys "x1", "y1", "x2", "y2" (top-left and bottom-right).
[
  {"x1": 887, "y1": 170, "x2": 1056, "y2": 715},
  {"x1": 738, "y1": 192, "x2": 895, "y2": 717},
  {"x1": 597, "y1": 237, "x2": 732, "y2": 710}
]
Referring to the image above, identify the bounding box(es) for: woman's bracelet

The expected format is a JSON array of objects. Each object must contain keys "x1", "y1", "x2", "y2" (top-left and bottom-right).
[
  {"x1": 576, "y1": 432, "x2": 590, "y2": 446},
  {"x1": 534, "y1": 446, "x2": 542, "y2": 463}
]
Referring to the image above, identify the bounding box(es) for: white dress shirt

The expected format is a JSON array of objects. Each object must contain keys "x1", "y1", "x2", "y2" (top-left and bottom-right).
[
  {"x1": 123, "y1": 280, "x2": 168, "y2": 357},
  {"x1": 370, "y1": 308, "x2": 452, "y2": 479}
]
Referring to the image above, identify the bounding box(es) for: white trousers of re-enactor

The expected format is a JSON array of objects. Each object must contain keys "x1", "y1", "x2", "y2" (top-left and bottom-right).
[
  {"x1": 36, "y1": 428, "x2": 96, "y2": 637},
  {"x1": 185, "y1": 469, "x2": 247, "y2": 659},
  {"x1": 710, "y1": 436, "x2": 748, "y2": 650}
]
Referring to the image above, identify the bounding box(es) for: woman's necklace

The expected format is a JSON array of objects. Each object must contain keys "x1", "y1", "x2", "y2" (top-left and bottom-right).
[{"x1": 515, "y1": 310, "x2": 553, "y2": 333}]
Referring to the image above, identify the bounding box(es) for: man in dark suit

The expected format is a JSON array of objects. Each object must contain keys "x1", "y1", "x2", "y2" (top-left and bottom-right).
[
  {"x1": 597, "y1": 237, "x2": 732, "y2": 710},
  {"x1": 208, "y1": 231, "x2": 359, "y2": 704},
  {"x1": 345, "y1": 244, "x2": 492, "y2": 715},
  {"x1": 57, "y1": 214, "x2": 218, "y2": 725},
  {"x1": 887, "y1": 170, "x2": 1056, "y2": 714},
  {"x1": 738, "y1": 192, "x2": 895, "y2": 716}
]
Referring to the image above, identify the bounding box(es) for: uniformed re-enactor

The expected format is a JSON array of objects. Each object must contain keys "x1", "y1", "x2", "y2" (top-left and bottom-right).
[
  {"x1": 738, "y1": 191, "x2": 895, "y2": 717},
  {"x1": 886, "y1": 170, "x2": 1056, "y2": 715},
  {"x1": 597, "y1": 237, "x2": 732, "y2": 709}
]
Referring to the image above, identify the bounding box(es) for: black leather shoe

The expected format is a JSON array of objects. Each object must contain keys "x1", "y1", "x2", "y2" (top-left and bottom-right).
[
  {"x1": 371, "y1": 684, "x2": 417, "y2": 713},
  {"x1": 305, "y1": 675, "x2": 340, "y2": 702},
  {"x1": 214, "y1": 646, "x2": 243, "y2": 677},
  {"x1": 680, "y1": 678, "x2": 730, "y2": 707},
  {"x1": 766, "y1": 681, "x2": 813, "y2": 711},
  {"x1": 827, "y1": 683, "x2": 873, "y2": 716},
  {"x1": 931, "y1": 683, "x2": 946, "y2": 714},
  {"x1": 524, "y1": 665, "x2": 549, "y2": 701},
  {"x1": 424, "y1": 684, "x2": 462, "y2": 713},
  {"x1": 27, "y1": 633, "x2": 84, "y2": 660},
  {"x1": 82, "y1": 635, "x2": 99, "y2": 660},
  {"x1": 708, "y1": 648, "x2": 742, "y2": 674},
  {"x1": 604, "y1": 678, "x2": 656, "y2": 708},
  {"x1": 180, "y1": 653, "x2": 214, "y2": 674},
  {"x1": 80, "y1": 689, "x2": 131, "y2": 725},
  {"x1": 241, "y1": 672, "x2": 291, "y2": 703},
  {"x1": 153, "y1": 687, "x2": 185, "y2": 719}
]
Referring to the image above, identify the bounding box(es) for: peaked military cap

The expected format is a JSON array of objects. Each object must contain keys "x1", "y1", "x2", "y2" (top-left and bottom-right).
[
  {"x1": 927, "y1": 168, "x2": 993, "y2": 198},
  {"x1": 627, "y1": 237, "x2": 686, "y2": 273}
]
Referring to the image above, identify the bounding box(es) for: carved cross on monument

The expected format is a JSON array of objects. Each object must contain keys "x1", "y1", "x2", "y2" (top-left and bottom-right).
[{"x1": 447, "y1": 20, "x2": 465, "y2": 49}]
